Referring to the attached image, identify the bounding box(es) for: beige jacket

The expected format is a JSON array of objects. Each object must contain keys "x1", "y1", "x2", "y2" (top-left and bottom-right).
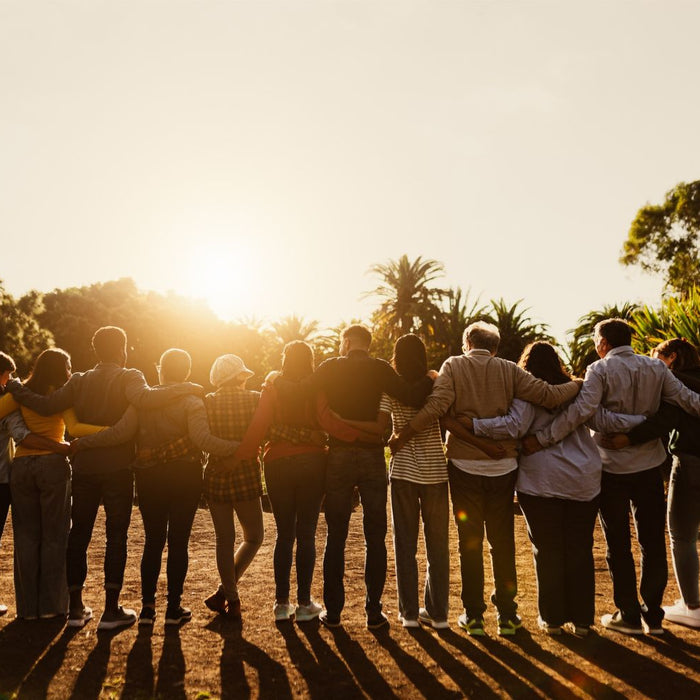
[{"x1": 410, "y1": 349, "x2": 580, "y2": 460}]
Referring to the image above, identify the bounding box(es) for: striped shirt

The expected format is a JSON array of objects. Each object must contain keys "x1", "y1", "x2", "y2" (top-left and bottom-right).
[{"x1": 380, "y1": 393, "x2": 447, "y2": 484}]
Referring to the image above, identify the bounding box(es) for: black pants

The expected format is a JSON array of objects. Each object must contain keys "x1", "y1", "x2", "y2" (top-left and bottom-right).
[
  {"x1": 599, "y1": 465, "x2": 667, "y2": 626},
  {"x1": 518, "y1": 492, "x2": 599, "y2": 627},
  {"x1": 136, "y1": 460, "x2": 202, "y2": 606},
  {"x1": 66, "y1": 468, "x2": 134, "y2": 591},
  {"x1": 264, "y1": 452, "x2": 326, "y2": 602},
  {"x1": 448, "y1": 463, "x2": 518, "y2": 619},
  {"x1": 0, "y1": 483, "x2": 10, "y2": 542}
]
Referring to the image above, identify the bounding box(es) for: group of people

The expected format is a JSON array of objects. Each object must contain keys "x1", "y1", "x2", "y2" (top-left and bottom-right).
[{"x1": 0, "y1": 318, "x2": 699, "y2": 639}]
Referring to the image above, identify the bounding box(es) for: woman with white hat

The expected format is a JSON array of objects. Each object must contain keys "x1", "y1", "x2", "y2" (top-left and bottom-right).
[{"x1": 202, "y1": 354, "x2": 265, "y2": 619}]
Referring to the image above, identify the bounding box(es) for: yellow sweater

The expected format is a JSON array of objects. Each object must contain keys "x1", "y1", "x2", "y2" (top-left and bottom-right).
[{"x1": 0, "y1": 393, "x2": 105, "y2": 457}]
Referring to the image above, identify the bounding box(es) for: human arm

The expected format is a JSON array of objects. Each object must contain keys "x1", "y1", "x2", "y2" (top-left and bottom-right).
[
  {"x1": 62, "y1": 408, "x2": 107, "y2": 437},
  {"x1": 379, "y1": 360, "x2": 434, "y2": 408},
  {"x1": 74, "y1": 406, "x2": 139, "y2": 450},
  {"x1": 440, "y1": 415, "x2": 507, "y2": 459},
  {"x1": 4, "y1": 376, "x2": 78, "y2": 415},
  {"x1": 513, "y1": 368, "x2": 581, "y2": 409},
  {"x1": 0, "y1": 393, "x2": 20, "y2": 419},
  {"x1": 185, "y1": 399, "x2": 240, "y2": 456},
  {"x1": 471, "y1": 399, "x2": 535, "y2": 440},
  {"x1": 2, "y1": 409, "x2": 71, "y2": 454},
  {"x1": 601, "y1": 402, "x2": 682, "y2": 450},
  {"x1": 407, "y1": 360, "x2": 457, "y2": 433},
  {"x1": 123, "y1": 369, "x2": 204, "y2": 409},
  {"x1": 586, "y1": 406, "x2": 646, "y2": 433},
  {"x1": 660, "y1": 370, "x2": 700, "y2": 417}
]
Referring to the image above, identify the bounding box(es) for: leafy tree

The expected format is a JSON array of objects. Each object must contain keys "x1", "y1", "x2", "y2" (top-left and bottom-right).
[
  {"x1": 485, "y1": 298, "x2": 555, "y2": 363},
  {"x1": 365, "y1": 255, "x2": 446, "y2": 340},
  {"x1": 621, "y1": 180, "x2": 700, "y2": 296},
  {"x1": 0, "y1": 281, "x2": 54, "y2": 376},
  {"x1": 271, "y1": 315, "x2": 320, "y2": 345},
  {"x1": 434, "y1": 286, "x2": 488, "y2": 360},
  {"x1": 566, "y1": 302, "x2": 639, "y2": 376}
]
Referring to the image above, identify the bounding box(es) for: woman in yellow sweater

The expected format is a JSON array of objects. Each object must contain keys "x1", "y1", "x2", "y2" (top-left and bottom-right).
[{"x1": 0, "y1": 348, "x2": 104, "y2": 620}]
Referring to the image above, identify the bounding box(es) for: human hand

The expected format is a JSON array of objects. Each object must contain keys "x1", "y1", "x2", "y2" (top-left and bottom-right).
[
  {"x1": 600, "y1": 433, "x2": 631, "y2": 450},
  {"x1": 427, "y1": 369, "x2": 439, "y2": 380},
  {"x1": 521, "y1": 434, "x2": 543, "y2": 456},
  {"x1": 457, "y1": 415, "x2": 474, "y2": 431},
  {"x1": 388, "y1": 432, "x2": 406, "y2": 455},
  {"x1": 481, "y1": 440, "x2": 506, "y2": 460}
]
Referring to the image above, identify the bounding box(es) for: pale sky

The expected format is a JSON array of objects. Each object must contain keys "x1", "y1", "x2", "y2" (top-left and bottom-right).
[{"x1": 2, "y1": 1, "x2": 698, "y2": 343}]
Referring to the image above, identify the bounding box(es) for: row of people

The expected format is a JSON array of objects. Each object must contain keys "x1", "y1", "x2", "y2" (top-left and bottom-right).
[{"x1": 1, "y1": 320, "x2": 699, "y2": 636}]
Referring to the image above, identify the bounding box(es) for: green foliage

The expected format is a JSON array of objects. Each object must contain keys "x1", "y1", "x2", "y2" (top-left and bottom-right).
[
  {"x1": 365, "y1": 255, "x2": 446, "y2": 340},
  {"x1": 566, "y1": 303, "x2": 639, "y2": 376},
  {"x1": 0, "y1": 281, "x2": 54, "y2": 376},
  {"x1": 629, "y1": 289, "x2": 700, "y2": 356},
  {"x1": 621, "y1": 180, "x2": 700, "y2": 296},
  {"x1": 484, "y1": 298, "x2": 555, "y2": 363}
]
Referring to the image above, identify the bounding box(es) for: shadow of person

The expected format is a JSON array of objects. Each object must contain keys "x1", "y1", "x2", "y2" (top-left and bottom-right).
[
  {"x1": 0, "y1": 617, "x2": 65, "y2": 694},
  {"x1": 398, "y1": 626, "x2": 498, "y2": 698},
  {"x1": 560, "y1": 630, "x2": 700, "y2": 695},
  {"x1": 633, "y1": 629, "x2": 700, "y2": 673},
  {"x1": 205, "y1": 616, "x2": 293, "y2": 699},
  {"x1": 15, "y1": 625, "x2": 81, "y2": 698},
  {"x1": 276, "y1": 621, "x2": 328, "y2": 699},
  {"x1": 69, "y1": 631, "x2": 114, "y2": 699},
  {"x1": 296, "y1": 620, "x2": 364, "y2": 697},
  {"x1": 322, "y1": 625, "x2": 398, "y2": 699},
  {"x1": 121, "y1": 625, "x2": 155, "y2": 699},
  {"x1": 155, "y1": 626, "x2": 187, "y2": 699}
]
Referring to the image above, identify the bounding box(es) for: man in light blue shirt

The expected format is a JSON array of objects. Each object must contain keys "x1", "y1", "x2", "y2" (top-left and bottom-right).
[{"x1": 527, "y1": 319, "x2": 700, "y2": 635}]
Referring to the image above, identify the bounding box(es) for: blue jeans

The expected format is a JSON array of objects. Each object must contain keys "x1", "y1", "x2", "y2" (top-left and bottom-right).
[
  {"x1": 448, "y1": 463, "x2": 518, "y2": 619},
  {"x1": 668, "y1": 454, "x2": 700, "y2": 607},
  {"x1": 323, "y1": 446, "x2": 387, "y2": 619},
  {"x1": 10, "y1": 454, "x2": 71, "y2": 618},
  {"x1": 518, "y1": 492, "x2": 599, "y2": 627},
  {"x1": 264, "y1": 452, "x2": 326, "y2": 603},
  {"x1": 599, "y1": 465, "x2": 667, "y2": 626},
  {"x1": 390, "y1": 478, "x2": 450, "y2": 622},
  {"x1": 66, "y1": 468, "x2": 134, "y2": 592}
]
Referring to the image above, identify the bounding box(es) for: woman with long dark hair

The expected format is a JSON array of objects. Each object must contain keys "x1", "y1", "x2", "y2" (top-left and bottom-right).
[
  {"x1": 0, "y1": 349, "x2": 104, "y2": 619},
  {"x1": 234, "y1": 341, "x2": 370, "y2": 622}
]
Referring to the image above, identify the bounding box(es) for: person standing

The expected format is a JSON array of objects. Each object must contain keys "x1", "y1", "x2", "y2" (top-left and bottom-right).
[
  {"x1": 528, "y1": 320, "x2": 700, "y2": 635},
  {"x1": 391, "y1": 322, "x2": 580, "y2": 636}
]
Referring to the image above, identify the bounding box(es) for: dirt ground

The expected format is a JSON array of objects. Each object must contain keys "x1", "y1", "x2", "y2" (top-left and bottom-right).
[{"x1": 1, "y1": 499, "x2": 699, "y2": 699}]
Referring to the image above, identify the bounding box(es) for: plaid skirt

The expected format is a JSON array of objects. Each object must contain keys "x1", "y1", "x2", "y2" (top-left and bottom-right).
[{"x1": 204, "y1": 457, "x2": 263, "y2": 503}]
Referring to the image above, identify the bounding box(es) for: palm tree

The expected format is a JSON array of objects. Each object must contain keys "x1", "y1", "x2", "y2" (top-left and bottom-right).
[
  {"x1": 566, "y1": 302, "x2": 639, "y2": 376},
  {"x1": 365, "y1": 255, "x2": 446, "y2": 340},
  {"x1": 271, "y1": 314, "x2": 320, "y2": 346},
  {"x1": 485, "y1": 298, "x2": 555, "y2": 363}
]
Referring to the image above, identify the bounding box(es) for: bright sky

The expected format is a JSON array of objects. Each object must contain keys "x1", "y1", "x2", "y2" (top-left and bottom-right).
[{"x1": 2, "y1": 1, "x2": 698, "y2": 343}]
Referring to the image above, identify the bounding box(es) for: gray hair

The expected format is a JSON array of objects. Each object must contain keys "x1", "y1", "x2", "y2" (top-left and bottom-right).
[{"x1": 463, "y1": 321, "x2": 500, "y2": 353}]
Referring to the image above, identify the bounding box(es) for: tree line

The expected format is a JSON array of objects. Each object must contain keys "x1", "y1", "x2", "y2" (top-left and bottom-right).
[{"x1": 2, "y1": 179, "x2": 699, "y2": 386}]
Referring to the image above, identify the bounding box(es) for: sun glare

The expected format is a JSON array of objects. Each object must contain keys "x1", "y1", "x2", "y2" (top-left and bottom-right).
[{"x1": 185, "y1": 247, "x2": 256, "y2": 321}]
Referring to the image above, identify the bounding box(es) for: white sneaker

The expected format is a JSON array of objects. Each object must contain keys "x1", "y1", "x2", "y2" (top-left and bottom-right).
[
  {"x1": 398, "y1": 613, "x2": 419, "y2": 628},
  {"x1": 274, "y1": 602, "x2": 295, "y2": 622},
  {"x1": 418, "y1": 607, "x2": 449, "y2": 629},
  {"x1": 537, "y1": 616, "x2": 562, "y2": 636},
  {"x1": 663, "y1": 599, "x2": 700, "y2": 628},
  {"x1": 295, "y1": 600, "x2": 322, "y2": 622}
]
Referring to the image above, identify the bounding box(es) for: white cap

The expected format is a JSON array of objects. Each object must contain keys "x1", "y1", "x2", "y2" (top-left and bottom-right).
[{"x1": 209, "y1": 354, "x2": 254, "y2": 388}]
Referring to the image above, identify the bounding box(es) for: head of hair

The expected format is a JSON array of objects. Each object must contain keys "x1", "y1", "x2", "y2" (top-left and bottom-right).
[
  {"x1": 0, "y1": 352, "x2": 16, "y2": 374},
  {"x1": 595, "y1": 318, "x2": 633, "y2": 348},
  {"x1": 391, "y1": 334, "x2": 427, "y2": 382},
  {"x1": 158, "y1": 348, "x2": 192, "y2": 383},
  {"x1": 518, "y1": 341, "x2": 571, "y2": 385},
  {"x1": 654, "y1": 338, "x2": 700, "y2": 372},
  {"x1": 92, "y1": 326, "x2": 127, "y2": 362},
  {"x1": 463, "y1": 321, "x2": 500, "y2": 353},
  {"x1": 24, "y1": 348, "x2": 71, "y2": 395},
  {"x1": 342, "y1": 324, "x2": 372, "y2": 349},
  {"x1": 281, "y1": 341, "x2": 315, "y2": 382}
]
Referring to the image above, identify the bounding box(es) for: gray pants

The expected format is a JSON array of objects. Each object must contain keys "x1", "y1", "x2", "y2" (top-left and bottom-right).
[
  {"x1": 668, "y1": 454, "x2": 700, "y2": 607},
  {"x1": 390, "y1": 478, "x2": 450, "y2": 622},
  {"x1": 10, "y1": 454, "x2": 71, "y2": 618}
]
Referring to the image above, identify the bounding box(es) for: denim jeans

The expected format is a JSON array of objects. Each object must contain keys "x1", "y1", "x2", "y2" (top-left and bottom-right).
[
  {"x1": 448, "y1": 463, "x2": 518, "y2": 619},
  {"x1": 390, "y1": 478, "x2": 450, "y2": 622},
  {"x1": 323, "y1": 446, "x2": 387, "y2": 619},
  {"x1": 264, "y1": 452, "x2": 326, "y2": 603},
  {"x1": 599, "y1": 465, "x2": 667, "y2": 626},
  {"x1": 136, "y1": 460, "x2": 202, "y2": 606},
  {"x1": 518, "y1": 492, "x2": 599, "y2": 627},
  {"x1": 66, "y1": 468, "x2": 134, "y2": 591},
  {"x1": 10, "y1": 454, "x2": 71, "y2": 618},
  {"x1": 667, "y1": 453, "x2": 700, "y2": 607}
]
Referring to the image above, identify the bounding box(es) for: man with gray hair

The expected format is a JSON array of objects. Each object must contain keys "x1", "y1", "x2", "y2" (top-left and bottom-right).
[{"x1": 391, "y1": 321, "x2": 580, "y2": 635}]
